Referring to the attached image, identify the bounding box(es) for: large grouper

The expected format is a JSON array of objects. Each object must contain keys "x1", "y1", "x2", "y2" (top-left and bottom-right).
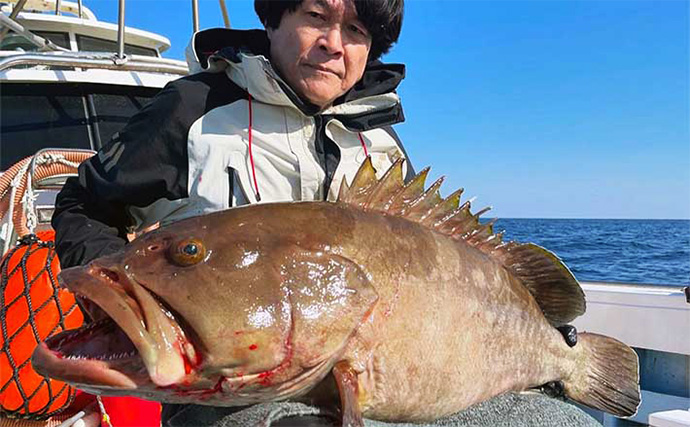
[{"x1": 33, "y1": 158, "x2": 640, "y2": 425}]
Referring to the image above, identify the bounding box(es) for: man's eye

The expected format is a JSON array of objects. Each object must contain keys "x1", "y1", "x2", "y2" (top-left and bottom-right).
[
  {"x1": 308, "y1": 11, "x2": 324, "y2": 20},
  {"x1": 349, "y1": 24, "x2": 368, "y2": 37}
]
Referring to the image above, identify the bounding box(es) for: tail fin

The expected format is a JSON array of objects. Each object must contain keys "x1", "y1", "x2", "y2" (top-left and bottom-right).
[{"x1": 564, "y1": 332, "x2": 640, "y2": 417}]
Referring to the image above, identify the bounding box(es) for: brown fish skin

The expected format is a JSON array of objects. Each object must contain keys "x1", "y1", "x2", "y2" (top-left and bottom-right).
[
  {"x1": 311, "y1": 205, "x2": 576, "y2": 422},
  {"x1": 33, "y1": 163, "x2": 639, "y2": 422}
]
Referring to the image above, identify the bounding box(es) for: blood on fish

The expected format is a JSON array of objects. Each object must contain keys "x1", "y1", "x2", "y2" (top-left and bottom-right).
[
  {"x1": 249, "y1": 344, "x2": 258, "y2": 350},
  {"x1": 160, "y1": 377, "x2": 224, "y2": 399},
  {"x1": 174, "y1": 341, "x2": 200, "y2": 375},
  {"x1": 183, "y1": 356, "x2": 193, "y2": 374},
  {"x1": 257, "y1": 371, "x2": 273, "y2": 386},
  {"x1": 254, "y1": 335, "x2": 294, "y2": 387},
  {"x1": 156, "y1": 379, "x2": 214, "y2": 397}
]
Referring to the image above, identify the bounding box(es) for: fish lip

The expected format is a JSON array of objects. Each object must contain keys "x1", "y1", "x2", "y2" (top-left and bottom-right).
[
  {"x1": 56, "y1": 264, "x2": 197, "y2": 384},
  {"x1": 58, "y1": 265, "x2": 151, "y2": 344}
]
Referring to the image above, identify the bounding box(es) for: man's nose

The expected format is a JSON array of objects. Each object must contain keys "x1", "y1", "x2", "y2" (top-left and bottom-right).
[{"x1": 318, "y1": 27, "x2": 344, "y2": 56}]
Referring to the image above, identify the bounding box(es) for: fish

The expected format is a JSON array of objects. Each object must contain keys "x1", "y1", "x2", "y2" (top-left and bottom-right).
[{"x1": 32, "y1": 158, "x2": 640, "y2": 425}]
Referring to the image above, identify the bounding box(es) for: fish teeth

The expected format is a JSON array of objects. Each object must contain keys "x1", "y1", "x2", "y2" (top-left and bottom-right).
[
  {"x1": 66, "y1": 355, "x2": 86, "y2": 360},
  {"x1": 105, "y1": 350, "x2": 138, "y2": 360}
]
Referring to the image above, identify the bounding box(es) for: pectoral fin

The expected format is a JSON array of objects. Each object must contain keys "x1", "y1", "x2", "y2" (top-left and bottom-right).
[{"x1": 333, "y1": 361, "x2": 364, "y2": 427}]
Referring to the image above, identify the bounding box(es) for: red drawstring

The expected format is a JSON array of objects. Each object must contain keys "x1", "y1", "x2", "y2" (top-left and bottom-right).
[
  {"x1": 247, "y1": 94, "x2": 261, "y2": 201},
  {"x1": 357, "y1": 132, "x2": 369, "y2": 157},
  {"x1": 246, "y1": 92, "x2": 369, "y2": 203}
]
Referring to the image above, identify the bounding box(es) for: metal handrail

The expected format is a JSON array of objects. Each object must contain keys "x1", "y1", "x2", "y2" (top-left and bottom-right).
[
  {"x1": 0, "y1": 0, "x2": 29, "y2": 39},
  {"x1": 219, "y1": 0, "x2": 231, "y2": 28},
  {"x1": 1, "y1": 0, "x2": 96, "y2": 20},
  {"x1": 116, "y1": 0, "x2": 125, "y2": 59},
  {"x1": 1, "y1": 0, "x2": 234, "y2": 62},
  {"x1": 0, "y1": 51, "x2": 188, "y2": 74},
  {"x1": 192, "y1": 0, "x2": 199, "y2": 33},
  {"x1": 0, "y1": 50, "x2": 188, "y2": 65}
]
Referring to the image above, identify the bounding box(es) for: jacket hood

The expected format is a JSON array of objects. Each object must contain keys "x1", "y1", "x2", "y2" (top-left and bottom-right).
[{"x1": 185, "y1": 28, "x2": 405, "y2": 129}]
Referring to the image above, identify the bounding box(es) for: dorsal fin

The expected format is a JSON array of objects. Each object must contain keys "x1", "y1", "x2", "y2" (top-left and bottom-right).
[
  {"x1": 338, "y1": 157, "x2": 379, "y2": 209},
  {"x1": 337, "y1": 158, "x2": 585, "y2": 326}
]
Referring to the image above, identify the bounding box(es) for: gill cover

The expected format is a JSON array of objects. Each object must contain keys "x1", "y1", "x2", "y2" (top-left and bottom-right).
[{"x1": 280, "y1": 248, "x2": 378, "y2": 370}]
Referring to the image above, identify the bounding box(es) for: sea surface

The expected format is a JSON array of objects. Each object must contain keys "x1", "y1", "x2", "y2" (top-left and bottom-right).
[{"x1": 491, "y1": 219, "x2": 690, "y2": 287}]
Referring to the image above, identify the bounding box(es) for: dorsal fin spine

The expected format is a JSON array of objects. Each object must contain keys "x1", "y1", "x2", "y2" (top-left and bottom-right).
[
  {"x1": 366, "y1": 158, "x2": 405, "y2": 210},
  {"x1": 423, "y1": 188, "x2": 465, "y2": 227},
  {"x1": 388, "y1": 167, "x2": 430, "y2": 215},
  {"x1": 338, "y1": 178, "x2": 350, "y2": 202},
  {"x1": 406, "y1": 177, "x2": 445, "y2": 221}
]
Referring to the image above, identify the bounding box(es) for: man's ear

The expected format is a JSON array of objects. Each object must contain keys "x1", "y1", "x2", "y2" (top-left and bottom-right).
[{"x1": 266, "y1": 27, "x2": 274, "y2": 41}]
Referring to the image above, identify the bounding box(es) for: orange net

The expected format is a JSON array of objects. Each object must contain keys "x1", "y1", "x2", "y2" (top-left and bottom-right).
[{"x1": 0, "y1": 231, "x2": 84, "y2": 420}]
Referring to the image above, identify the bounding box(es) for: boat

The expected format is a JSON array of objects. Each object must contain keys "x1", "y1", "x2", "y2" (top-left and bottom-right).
[
  {"x1": 0, "y1": 0, "x2": 191, "y2": 252},
  {"x1": 1, "y1": 1, "x2": 688, "y2": 425},
  {"x1": 0, "y1": 0, "x2": 193, "y2": 424},
  {"x1": 574, "y1": 282, "x2": 689, "y2": 426}
]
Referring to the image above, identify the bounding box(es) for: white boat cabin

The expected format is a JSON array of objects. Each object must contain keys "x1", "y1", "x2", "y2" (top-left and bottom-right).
[{"x1": 0, "y1": 0, "x2": 187, "y2": 170}]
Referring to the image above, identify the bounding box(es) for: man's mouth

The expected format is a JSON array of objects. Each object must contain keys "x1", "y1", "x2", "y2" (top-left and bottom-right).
[{"x1": 304, "y1": 63, "x2": 342, "y2": 78}]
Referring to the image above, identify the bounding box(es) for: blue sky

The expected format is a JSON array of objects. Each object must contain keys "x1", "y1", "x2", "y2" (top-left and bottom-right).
[{"x1": 88, "y1": 0, "x2": 689, "y2": 219}]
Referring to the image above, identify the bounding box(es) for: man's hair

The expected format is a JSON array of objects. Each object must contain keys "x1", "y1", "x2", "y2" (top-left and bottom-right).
[{"x1": 254, "y1": 0, "x2": 403, "y2": 60}]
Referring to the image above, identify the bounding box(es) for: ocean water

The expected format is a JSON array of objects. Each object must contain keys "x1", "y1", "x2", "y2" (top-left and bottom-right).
[{"x1": 491, "y1": 219, "x2": 690, "y2": 287}]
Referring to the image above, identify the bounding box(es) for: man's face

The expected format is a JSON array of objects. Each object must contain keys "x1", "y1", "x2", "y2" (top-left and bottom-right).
[{"x1": 267, "y1": 0, "x2": 373, "y2": 109}]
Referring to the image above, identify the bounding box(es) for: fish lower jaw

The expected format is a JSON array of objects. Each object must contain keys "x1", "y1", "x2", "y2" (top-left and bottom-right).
[
  {"x1": 34, "y1": 317, "x2": 154, "y2": 389},
  {"x1": 32, "y1": 342, "x2": 138, "y2": 389}
]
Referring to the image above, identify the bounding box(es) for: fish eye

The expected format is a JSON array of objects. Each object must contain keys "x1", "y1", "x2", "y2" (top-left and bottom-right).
[{"x1": 169, "y1": 239, "x2": 206, "y2": 266}]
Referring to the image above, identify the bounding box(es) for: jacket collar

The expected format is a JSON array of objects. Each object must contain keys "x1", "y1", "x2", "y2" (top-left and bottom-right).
[{"x1": 185, "y1": 28, "x2": 405, "y2": 129}]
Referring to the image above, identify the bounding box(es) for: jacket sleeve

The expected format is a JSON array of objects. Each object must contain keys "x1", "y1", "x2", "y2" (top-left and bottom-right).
[{"x1": 52, "y1": 81, "x2": 192, "y2": 268}]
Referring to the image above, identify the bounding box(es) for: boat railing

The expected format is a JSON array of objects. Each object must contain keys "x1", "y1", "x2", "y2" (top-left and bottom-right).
[
  {"x1": 580, "y1": 280, "x2": 689, "y2": 298},
  {"x1": 0, "y1": 50, "x2": 189, "y2": 74},
  {"x1": 0, "y1": 0, "x2": 234, "y2": 75},
  {"x1": 1, "y1": 0, "x2": 231, "y2": 58},
  {"x1": 1, "y1": 0, "x2": 97, "y2": 20}
]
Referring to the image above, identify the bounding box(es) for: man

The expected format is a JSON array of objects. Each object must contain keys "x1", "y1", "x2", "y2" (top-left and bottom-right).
[
  {"x1": 53, "y1": 0, "x2": 409, "y2": 272},
  {"x1": 52, "y1": 0, "x2": 599, "y2": 425}
]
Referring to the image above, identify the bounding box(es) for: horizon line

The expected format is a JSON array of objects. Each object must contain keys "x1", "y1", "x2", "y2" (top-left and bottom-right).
[{"x1": 488, "y1": 217, "x2": 690, "y2": 221}]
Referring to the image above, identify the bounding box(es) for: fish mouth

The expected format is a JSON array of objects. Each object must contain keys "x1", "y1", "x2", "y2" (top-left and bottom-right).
[{"x1": 32, "y1": 263, "x2": 198, "y2": 390}]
